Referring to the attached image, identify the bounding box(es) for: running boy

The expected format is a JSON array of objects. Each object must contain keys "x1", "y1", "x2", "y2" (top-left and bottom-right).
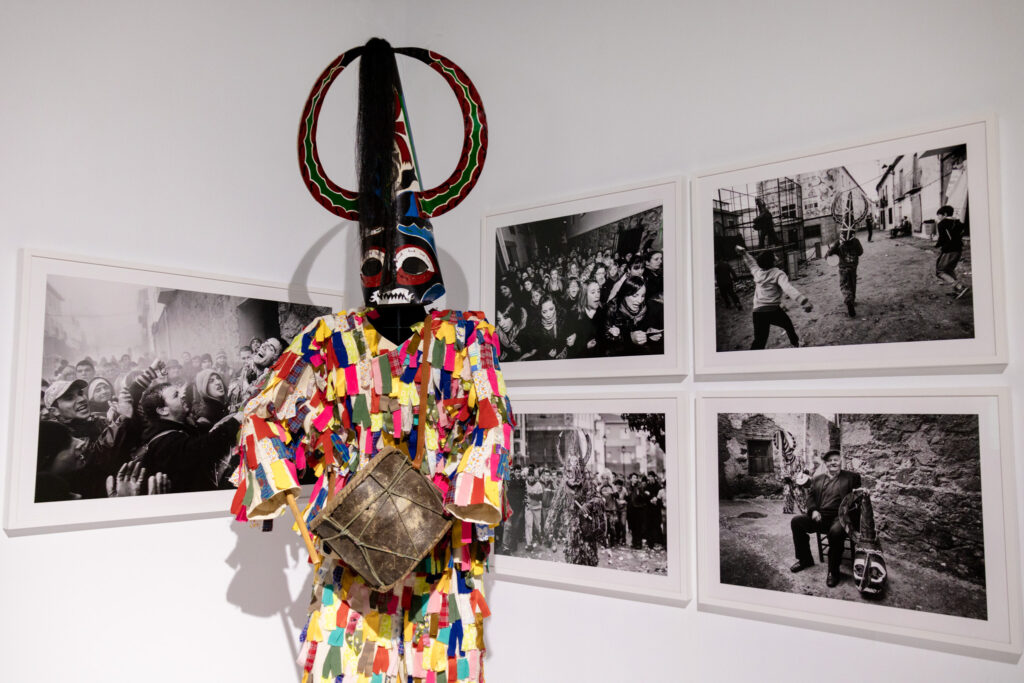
[
  {"x1": 934, "y1": 205, "x2": 969, "y2": 298},
  {"x1": 736, "y1": 245, "x2": 813, "y2": 349},
  {"x1": 825, "y1": 231, "x2": 864, "y2": 317}
]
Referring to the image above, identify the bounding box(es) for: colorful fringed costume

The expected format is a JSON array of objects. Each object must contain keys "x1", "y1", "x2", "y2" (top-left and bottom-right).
[{"x1": 232, "y1": 308, "x2": 511, "y2": 683}]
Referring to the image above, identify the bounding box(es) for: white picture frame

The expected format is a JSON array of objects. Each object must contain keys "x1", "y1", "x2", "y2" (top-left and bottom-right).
[
  {"x1": 5, "y1": 249, "x2": 344, "y2": 534},
  {"x1": 482, "y1": 177, "x2": 688, "y2": 383},
  {"x1": 695, "y1": 387, "x2": 1021, "y2": 660},
  {"x1": 691, "y1": 117, "x2": 1007, "y2": 379},
  {"x1": 491, "y1": 390, "x2": 690, "y2": 607}
]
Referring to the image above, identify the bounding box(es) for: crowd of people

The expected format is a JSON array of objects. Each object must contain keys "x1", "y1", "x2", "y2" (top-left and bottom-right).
[
  {"x1": 495, "y1": 244, "x2": 665, "y2": 362},
  {"x1": 499, "y1": 464, "x2": 667, "y2": 559},
  {"x1": 36, "y1": 337, "x2": 285, "y2": 502}
]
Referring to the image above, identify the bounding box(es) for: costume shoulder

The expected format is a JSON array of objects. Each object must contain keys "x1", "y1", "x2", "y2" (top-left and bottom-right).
[{"x1": 424, "y1": 309, "x2": 498, "y2": 349}]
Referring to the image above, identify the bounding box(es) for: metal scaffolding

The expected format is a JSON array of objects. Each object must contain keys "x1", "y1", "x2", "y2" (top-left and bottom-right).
[{"x1": 714, "y1": 176, "x2": 807, "y2": 277}]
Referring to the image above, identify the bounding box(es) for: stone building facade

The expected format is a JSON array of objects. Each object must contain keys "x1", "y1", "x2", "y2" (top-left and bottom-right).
[{"x1": 838, "y1": 413, "x2": 984, "y2": 584}]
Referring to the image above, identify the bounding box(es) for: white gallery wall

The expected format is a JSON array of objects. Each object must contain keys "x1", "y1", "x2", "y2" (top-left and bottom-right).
[{"x1": 2, "y1": 0, "x2": 1022, "y2": 680}]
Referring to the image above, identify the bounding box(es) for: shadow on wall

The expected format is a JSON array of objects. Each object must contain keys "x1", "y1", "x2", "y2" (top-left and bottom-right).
[{"x1": 225, "y1": 520, "x2": 310, "y2": 677}]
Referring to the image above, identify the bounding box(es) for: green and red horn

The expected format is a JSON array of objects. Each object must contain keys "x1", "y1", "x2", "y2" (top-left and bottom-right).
[{"x1": 298, "y1": 44, "x2": 488, "y2": 221}]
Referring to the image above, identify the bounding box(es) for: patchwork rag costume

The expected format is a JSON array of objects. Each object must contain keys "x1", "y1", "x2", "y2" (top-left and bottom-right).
[{"x1": 233, "y1": 308, "x2": 511, "y2": 682}]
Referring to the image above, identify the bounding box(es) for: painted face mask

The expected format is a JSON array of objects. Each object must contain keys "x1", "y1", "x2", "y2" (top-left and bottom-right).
[
  {"x1": 839, "y1": 489, "x2": 888, "y2": 597},
  {"x1": 299, "y1": 38, "x2": 488, "y2": 309}
]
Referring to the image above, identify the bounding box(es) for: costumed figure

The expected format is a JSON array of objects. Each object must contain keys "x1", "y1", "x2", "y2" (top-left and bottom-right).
[
  {"x1": 774, "y1": 428, "x2": 808, "y2": 514},
  {"x1": 825, "y1": 189, "x2": 867, "y2": 318},
  {"x1": 547, "y1": 428, "x2": 605, "y2": 566},
  {"x1": 839, "y1": 488, "x2": 887, "y2": 597},
  {"x1": 232, "y1": 38, "x2": 505, "y2": 683}
]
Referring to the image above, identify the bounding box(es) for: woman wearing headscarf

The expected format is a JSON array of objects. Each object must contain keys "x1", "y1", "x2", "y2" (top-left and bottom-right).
[
  {"x1": 603, "y1": 275, "x2": 664, "y2": 356},
  {"x1": 191, "y1": 368, "x2": 228, "y2": 428},
  {"x1": 87, "y1": 377, "x2": 115, "y2": 416}
]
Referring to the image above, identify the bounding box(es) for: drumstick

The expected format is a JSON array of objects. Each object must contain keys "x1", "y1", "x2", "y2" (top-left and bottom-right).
[{"x1": 286, "y1": 492, "x2": 321, "y2": 565}]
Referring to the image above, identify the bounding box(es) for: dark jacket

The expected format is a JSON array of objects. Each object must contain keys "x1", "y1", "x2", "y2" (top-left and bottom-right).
[
  {"x1": 137, "y1": 417, "x2": 239, "y2": 493},
  {"x1": 806, "y1": 470, "x2": 862, "y2": 517}
]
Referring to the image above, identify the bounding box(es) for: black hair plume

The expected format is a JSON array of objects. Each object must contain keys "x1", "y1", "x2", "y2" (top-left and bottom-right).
[{"x1": 357, "y1": 37, "x2": 400, "y2": 238}]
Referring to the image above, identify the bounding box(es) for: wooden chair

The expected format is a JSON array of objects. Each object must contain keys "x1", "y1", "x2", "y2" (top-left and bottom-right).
[{"x1": 817, "y1": 532, "x2": 855, "y2": 565}]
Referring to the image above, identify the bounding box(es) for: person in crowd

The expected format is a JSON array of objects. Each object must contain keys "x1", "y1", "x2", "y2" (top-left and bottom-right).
[
  {"x1": 934, "y1": 204, "x2": 969, "y2": 299},
  {"x1": 86, "y1": 377, "x2": 115, "y2": 415},
  {"x1": 643, "y1": 249, "x2": 664, "y2": 302},
  {"x1": 546, "y1": 267, "x2": 563, "y2": 299},
  {"x1": 540, "y1": 469, "x2": 556, "y2": 549},
  {"x1": 754, "y1": 197, "x2": 779, "y2": 248},
  {"x1": 199, "y1": 353, "x2": 214, "y2": 370},
  {"x1": 562, "y1": 277, "x2": 581, "y2": 311},
  {"x1": 598, "y1": 473, "x2": 619, "y2": 548},
  {"x1": 213, "y1": 350, "x2": 232, "y2": 379},
  {"x1": 135, "y1": 382, "x2": 240, "y2": 494},
  {"x1": 43, "y1": 379, "x2": 129, "y2": 498},
  {"x1": 496, "y1": 309, "x2": 531, "y2": 362},
  {"x1": 75, "y1": 359, "x2": 96, "y2": 382},
  {"x1": 789, "y1": 450, "x2": 862, "y2": 587},
  {"x1": 736, "y1": 245, "x2": 812, "y2": 349},
  {"x1": 236, "y1": 345, "x2": 253, "y2": 378},
  {"x1": 35, "y1": 420, "x2": 84, "y2": 502},
  {"x1": 715, "y1": 258, "x2": 742, "y2": 309},
  {"x1": 523, "y1": 467, "x2": 545, "y2": 551},
  {"x1": 614, "y1": 476, "x2": 628, "y2": 547},
  {"x1": 569, "y1": 280, "x2": 605, "y2": 358},
  {"x1": 502, "y1": 464, "x2": 527, "y2": 553},
  {"x1": 600, "y1": 262, "x2": 622, "y2": 303},
  {"x1": 593, "y1": 265, "x2": 608, "y2": 303},
  {"x1": 643, "y1": 471, "x2": 665, "y2": 549},
  {"x1": 192, "y1": 368, "x2": 229, "y2": 427},
  {"x1": 164, "y1": 359, "x2": 186, "y2": 387},
  {"x1": 825, "y1": 229, "x2": 865, "y2": 318},
  {"x1": 865, "y1": 212, "x2": 875, "y2": 242},
  {"x1": 522, "y1": 295, "x2": 572, "y2": 360},
  {"x1": 603, "y1": 276, "x2": 663, "y2": 356},
  {"x1": 626, "y1": 472, "x2": 647, "y2": 549}
]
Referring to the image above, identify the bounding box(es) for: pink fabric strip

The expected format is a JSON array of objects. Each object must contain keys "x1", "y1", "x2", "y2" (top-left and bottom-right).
[
  {"x1": 371, "y1": 358, "x2": 383, "y2": 394},
  {"x1": 392, "y1": 409, "x2": 402, "y2": 438},
  {"x1": 454, "y1": 478, "x2": 472, "y2": 506},
  {"x1": 313, "y1": 408, "x2": 332, "y2": 432},
  {"x1": 345, "y1": 365, "x2": 358, "y2": 395},
  {"x1": 444, "y1": 344, "x2": 456, "y2": 372},
  {"x1": 469, "y1": 651, "x2": 480, "y2": 681}
]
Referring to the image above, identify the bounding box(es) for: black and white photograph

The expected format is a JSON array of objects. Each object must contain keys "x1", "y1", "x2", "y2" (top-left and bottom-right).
[
  {"x1": 712, "y1": 147, "x2": 973, "y2": 352},
  {"x1": 483, "y1": 179, "x2": 687, "y2": 382},
  {"x1": 696, "y1": 391, "x2": 1022, "y2": 659},
  {"x1": 497, "y1": 411, "x2": 668, "y2": 575},
  {"x1": 692, "y1": 119, "x2": 1006, "y2": 378},
  {"x1": 717, "y1": 411, "x2": 984, "y2": 619},
  {"x1": 5, "y1": 251, "x2": 343, "y2": 532},
  {"x1": 493, "y1": 201, "x2": 665, "y2": 362},
  {"x1": 492, "y1": 393, "x2": 688, "y2": 606}
]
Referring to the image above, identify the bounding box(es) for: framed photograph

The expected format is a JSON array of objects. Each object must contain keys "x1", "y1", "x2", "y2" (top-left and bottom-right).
[
  {"x1": 492, "y1": 391, "x2": 689, "y2": 606},
  {"x1": 692, "y1": 117, "x2": 1007, "y2": 378},
  {"x1": 4, "y1": 249, "x2": 344, "y2": 533},
  {"x1": 695, "y1": 388, "x2": 1021, "y2": 660},
  {"x1": 482, "y1": 178, "x2": 687, "y2": 382}
]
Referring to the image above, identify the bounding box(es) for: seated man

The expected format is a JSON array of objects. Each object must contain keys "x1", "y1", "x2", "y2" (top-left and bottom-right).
[{"x1": 789, "y1": 450, "x2": 862, "y2": 587}]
